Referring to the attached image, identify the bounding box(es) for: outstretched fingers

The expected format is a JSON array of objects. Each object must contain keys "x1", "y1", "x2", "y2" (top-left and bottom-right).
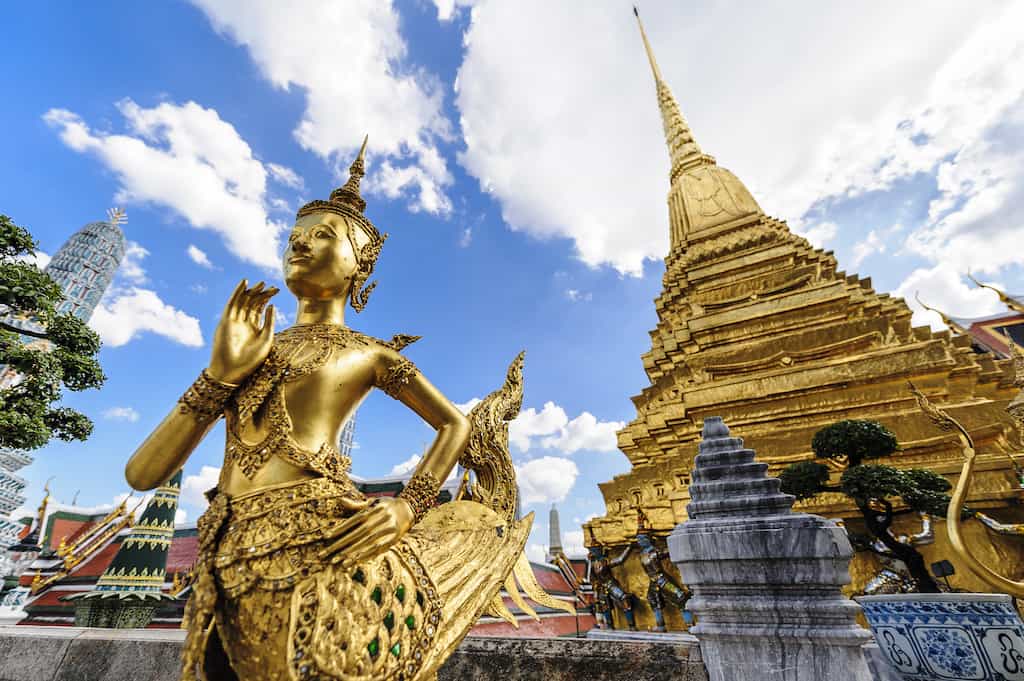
[{"x1": 225, "y1": 279, "x2": 247, "y2": 319}]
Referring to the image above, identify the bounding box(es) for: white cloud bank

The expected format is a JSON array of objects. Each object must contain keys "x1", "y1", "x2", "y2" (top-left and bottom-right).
[
  {"x1": 181, "y1": 465, "x2": 221, "y2": 510},
  {"x1": 90, "y1": 288, "x2": 203, "y2": 348},
  {"x1": 446, "y1": 0, "x2": 1024, "y2": 297},
  {"x1": 44, "y1": 100, "x2": 292, "y2": 269},
  {"x1": 190, "y1": 0, "x2": 453, "y2": 214},
  {"x1": 516, "y1": 456, "x2": 579, "y2": 505}
]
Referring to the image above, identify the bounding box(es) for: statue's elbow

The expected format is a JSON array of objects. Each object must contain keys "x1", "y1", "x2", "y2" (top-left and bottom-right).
[
  {"x1": 453, "y1": 412, "x2": 472, "y2": 450},
  {"x1": 124, "y1": 459, "x2": 158, "y2": 491}
]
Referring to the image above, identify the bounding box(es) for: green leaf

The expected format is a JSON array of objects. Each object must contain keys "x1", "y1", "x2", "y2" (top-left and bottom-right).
[{"x1": 779, "y1": 461, "x2": 830, "y2": 500}]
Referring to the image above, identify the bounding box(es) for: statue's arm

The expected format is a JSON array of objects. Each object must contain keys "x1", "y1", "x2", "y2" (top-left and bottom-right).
[
  {"x1": 125, "y1": 280, "x2": 277, "y2": 490},
  {"x1": 611, "y1": 544, "x2": 633, "y2": 566},
  {"x1": 374, "y1": 347, "x2": 471, "y2": 487},
  {"x1": 316, "y1": 346, "x2": 470, "y2": 565}
]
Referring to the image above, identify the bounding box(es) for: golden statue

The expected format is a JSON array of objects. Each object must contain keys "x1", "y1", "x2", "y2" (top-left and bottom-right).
[
  {"x1": 909, "y1": 383, "x2": 1024, "y2": 598},
  {"x1": 126, "y1": 138, "x2": 568, "y2": 681}
]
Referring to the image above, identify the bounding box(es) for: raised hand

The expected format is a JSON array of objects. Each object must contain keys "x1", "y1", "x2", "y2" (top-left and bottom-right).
[
  {"x1": 208, "y1": 279, "x2": 278, "y2": 385},
  {"x1": 318, "y1": 496, "x2": 415, "y2": 567}
]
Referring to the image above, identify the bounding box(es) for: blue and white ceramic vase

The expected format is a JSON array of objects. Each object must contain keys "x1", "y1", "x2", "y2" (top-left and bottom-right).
[{"x1": 857, "y1": 593, "x2": 1024, "y2": 681}]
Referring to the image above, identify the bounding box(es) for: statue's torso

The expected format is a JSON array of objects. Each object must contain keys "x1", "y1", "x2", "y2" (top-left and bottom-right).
[{"x1": 220, "y1": 324, "x2": 381, "y2": 496}]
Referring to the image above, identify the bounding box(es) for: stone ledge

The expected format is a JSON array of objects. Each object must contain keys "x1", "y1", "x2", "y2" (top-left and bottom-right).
[{"x1": 0, "y1": 627, "x2": 709, "y2": 681}]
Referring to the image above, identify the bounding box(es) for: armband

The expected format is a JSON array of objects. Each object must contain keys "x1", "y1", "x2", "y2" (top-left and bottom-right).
[
  {"x1": 178, "y1": 370, "x2": 237, "y2": 421},
  {"x1": 378, "y1": 357, "x2": 418, "y2": 399},
  {"x1": 398, "y1": 471, "x2": 441, "y2": 522}
]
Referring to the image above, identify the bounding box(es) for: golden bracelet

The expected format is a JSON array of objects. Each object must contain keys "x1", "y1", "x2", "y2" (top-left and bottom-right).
[
  {"x1": 178, "y1": 370, "x2": 237, "y2": 421},
  {"x1": 398, "y1": 471, "x2": 441, "y2": 522},
  {"x1": 378, "y1": 358, "x2": 418, "y2": 399}
]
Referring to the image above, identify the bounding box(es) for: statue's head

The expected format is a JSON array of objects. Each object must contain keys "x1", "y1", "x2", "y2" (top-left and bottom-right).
[
  {"x1": 635, "y1": 533, "x2": 653, "y2": 549},
  {"x1": 285, "y1": 136, "x2": 387, "y2": 312},
  {"x1": 588, "y1": 546, "x2": 605, "y2": 560}
]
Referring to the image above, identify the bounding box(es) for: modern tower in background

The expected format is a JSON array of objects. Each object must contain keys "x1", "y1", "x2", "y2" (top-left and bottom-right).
[{"x1": 0, "y1": 210, "x2": 127, "y2": 548}]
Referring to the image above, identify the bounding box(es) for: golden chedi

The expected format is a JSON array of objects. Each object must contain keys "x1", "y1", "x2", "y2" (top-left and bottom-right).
[
  {"x1": 126, "y1": 138, "x2": 570, "y2": 681},
  {"x1": 584, "y1": 12, "x2": 1024, "y2": 630}
]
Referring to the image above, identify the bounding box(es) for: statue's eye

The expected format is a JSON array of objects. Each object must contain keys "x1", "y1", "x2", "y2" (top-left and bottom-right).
[{"x1": 315, "y1": 229, "x2": 333, "y2": 239}]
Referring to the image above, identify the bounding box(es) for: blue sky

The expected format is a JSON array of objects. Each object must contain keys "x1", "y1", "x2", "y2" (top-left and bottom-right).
[{"x1": 3, "y1": 1, "x2": 1023, "y2": 559}]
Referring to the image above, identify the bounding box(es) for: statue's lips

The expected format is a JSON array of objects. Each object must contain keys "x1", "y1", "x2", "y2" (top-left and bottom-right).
[{"x1": 287, "y1": 256, "x2": 311, "y2": 264}]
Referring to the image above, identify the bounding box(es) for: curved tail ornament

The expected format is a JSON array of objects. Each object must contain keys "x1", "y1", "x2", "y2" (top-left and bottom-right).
[
  {"x1": 458, "y1": 352, "x2": 576, "y2": 624},
  {"x1": 908, "y1": 382, "x2": 1024, "y2": 597}
]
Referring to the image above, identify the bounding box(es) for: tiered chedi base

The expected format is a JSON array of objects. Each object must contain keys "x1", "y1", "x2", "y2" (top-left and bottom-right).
[{"x1": 668, "y1": 417, "x2": 870, "y2": 681}]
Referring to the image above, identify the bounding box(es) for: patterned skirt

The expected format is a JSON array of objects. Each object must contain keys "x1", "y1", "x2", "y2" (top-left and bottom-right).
[{"x1": 181, "y1": 476, "x2": 529, "y2": 681}]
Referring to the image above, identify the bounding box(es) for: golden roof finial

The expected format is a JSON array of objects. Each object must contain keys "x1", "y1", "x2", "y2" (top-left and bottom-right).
[
  {"x1": 915, "y1": 292, "x2": 968, "y2": 335},
  {"x1": 633, "y1": 7, "x2": 714, "y2": 183},
  {"x1": 967, "y1": 270, "x2": 1024, "y2": 315}
]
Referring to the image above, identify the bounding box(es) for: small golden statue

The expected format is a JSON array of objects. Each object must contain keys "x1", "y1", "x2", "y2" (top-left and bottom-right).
[{"x1": 127, "y1": 138, "x2": 568, "y2": 680}]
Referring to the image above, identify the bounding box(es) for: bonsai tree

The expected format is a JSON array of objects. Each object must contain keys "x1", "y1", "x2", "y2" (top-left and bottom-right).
[
  {"x1": 779, "y1": 419, "x2": 951, "y2": 593},
  {"x1": 0, "y1": 214, "x2": 104, "y2": 450}
]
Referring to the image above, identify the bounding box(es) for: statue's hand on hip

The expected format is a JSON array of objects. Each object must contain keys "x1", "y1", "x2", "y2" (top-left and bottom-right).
[
  {"x1": 319, "y1": 497, "x2": 416, "y2": 567},
  {"x1": 208, "y1": 279, "x2": 278, "y2": 385}
]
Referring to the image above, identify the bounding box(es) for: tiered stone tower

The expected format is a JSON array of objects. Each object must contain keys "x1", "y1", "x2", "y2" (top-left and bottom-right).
[
  {"x1": 65, "y1": 471, "x2": 181, "y2": 628},
  {"x1": 585, "y1": 11, "x2": 1023, "y2": 624},
  {"x1": 0, "y1": 210, "x2": 127, "y2": 548}
]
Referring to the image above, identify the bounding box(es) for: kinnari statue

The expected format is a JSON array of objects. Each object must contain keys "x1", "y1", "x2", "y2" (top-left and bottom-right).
[{"x1": 126, "y1": 138, "x2": 570, "y2": 681}]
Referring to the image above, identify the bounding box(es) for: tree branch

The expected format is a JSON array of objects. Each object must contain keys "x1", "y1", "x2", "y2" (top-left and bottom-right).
[{"x1": 0, "y1": 320, "x2": 48, "y2": 340}]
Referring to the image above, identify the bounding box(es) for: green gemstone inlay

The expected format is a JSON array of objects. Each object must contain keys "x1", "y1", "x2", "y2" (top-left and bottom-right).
[
  {"x1": 383, "y1": 611, "x2": 395, "y2": 631},
  {"x1": 395, "y1": 584, "x2": 405, "y2": 603},
  {"x1": 390, "y1": 642, "x2": 401, "y2": 658},
  {"x1": 405, "y1": 615, "x2": 416, "y2": 630},
  {"x1": 371, "y1": 586, "x2": 382, "y2": 605},
  {"x1": 368, "y1": 638, "x2": 380, "y2": 658},
  {"x1": 353, "y1": 568, "x2": 365, "y2": 584}
]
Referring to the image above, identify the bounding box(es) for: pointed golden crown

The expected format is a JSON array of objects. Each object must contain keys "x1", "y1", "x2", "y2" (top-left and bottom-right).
[{"x1": 296, "y1": 136, "x2": 388, "y2": 312}]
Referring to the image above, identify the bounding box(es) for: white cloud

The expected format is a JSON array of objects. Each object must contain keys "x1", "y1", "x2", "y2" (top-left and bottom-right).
[
  {"x1": 266, "y1": 163, "x2": 304, "y2": 190},
  {"x1": 175, "y1": 508, "x2": 188, "y2": 525},
  {"x1": 892, "y1": 265, "x2": 1004, "y2": 330},
  {"x1": 565, "y1": 289, "x2": 592, "y2": 303},
  {"x1": 390, "y1": 454, "x2": 422, "y2": 476},
  {"x1": 181, "y1": 465, "x2": 221, "y2": 510},
  {"x1": 190, "y1": 283, "x2": 208, "y2": 295},
  {"x1": 516, "y1": 456, "x2": 579, "y2": 505},
  {"x1": 562, "y1": 529, "x2": 586, "y2": 558},
  {"x1": 507, "y1": 401, "x2": 622, "y2": 454},
  {"x1": 187, "y1": 244, "x2": 214, "y2": 269},
  {"x1": 525, "y1": 542, "x2": 546, "y2": 564},
  {"x1": 458, "y1": 227, "x2": 472, "y2": 248},
  {"x1": 44, "y1": 100, "x2": 287, "y2": 269},
  {"x1": 540, "y1": 412, "x2": 623, "y2": 454},
  {"x1": 90, "y1": 288, "x2": 203, "y2": 348},
  {"x1": 454, "y1": 397, "x2": 482, "y2": 414},
  {"x1": 793, "y1": 221, "x2": 838, "y2": 250},
  {"x1": 190, "y1": 0, "x2": 453, "y2": 215},
  {"x1": 16, "y1": 250, "x2": 51, "y2": 270},
  {"x1": 851, "y1": 229, "x2": 886, "y2": 268},
  {"x1": 509, "y1": 402, "x2": 568, "y2": 452},
  {"x1": 102, "y1": 406, "x2": 139, "y2": 423},
  {"x1": 121, "y1": 241, "x2": 149, "y2": 283},
  {"x1": 449, "y1": 1, "x2": 1022, "y2": 277}
]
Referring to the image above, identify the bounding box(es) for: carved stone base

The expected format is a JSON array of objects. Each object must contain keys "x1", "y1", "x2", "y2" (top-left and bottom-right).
[{"x1": 669, "y1": 418, "x2": 872, "y2": 681}]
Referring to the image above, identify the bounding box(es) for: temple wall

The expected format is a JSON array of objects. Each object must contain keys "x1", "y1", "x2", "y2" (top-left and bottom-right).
[{"x1": 0, "y1": 627, "x2": 708, "y2": 681}]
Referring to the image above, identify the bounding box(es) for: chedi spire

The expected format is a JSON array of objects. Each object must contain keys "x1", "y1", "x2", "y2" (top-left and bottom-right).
[{"x1": 633, "y1": 7, "x2": 715, "y2": 184}]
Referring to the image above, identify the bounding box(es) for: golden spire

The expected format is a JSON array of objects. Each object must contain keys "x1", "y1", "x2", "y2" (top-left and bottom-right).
[
  {"x1": 915, "y1": 292, "x2": 968, "y2": 335},
  {"x1": 967, "y1": 271, "x2": 1024, "y2": 315},
  {"x1": 633, "y1": 7, "x2": 715, "y2": 184}
]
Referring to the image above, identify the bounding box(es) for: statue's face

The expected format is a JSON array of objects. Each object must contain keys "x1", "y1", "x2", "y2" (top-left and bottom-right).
[
  {"x1": 284, "y1": 212, "x2": 366, "y2": 299},
  {"x1": 636, "y1": 534, "x2": 652, "y2": 548}
]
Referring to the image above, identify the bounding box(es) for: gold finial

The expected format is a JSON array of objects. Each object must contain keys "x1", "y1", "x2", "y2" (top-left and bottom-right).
[
  {"x1": 633, "y1": 6, "x2": 662, "y2": 83},
  {"x1": 106, "y1": 207, "x2": 127, "y2": 227},
  {"x1": 967, "y1": 270, "x2": 1024, "y2": 314},
  {"x1": 632, "y1": 7, "x2": 713, "y2": 183},
  {"x1": 915, "y1": 292, "x2": 968, "y2": 335}
]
